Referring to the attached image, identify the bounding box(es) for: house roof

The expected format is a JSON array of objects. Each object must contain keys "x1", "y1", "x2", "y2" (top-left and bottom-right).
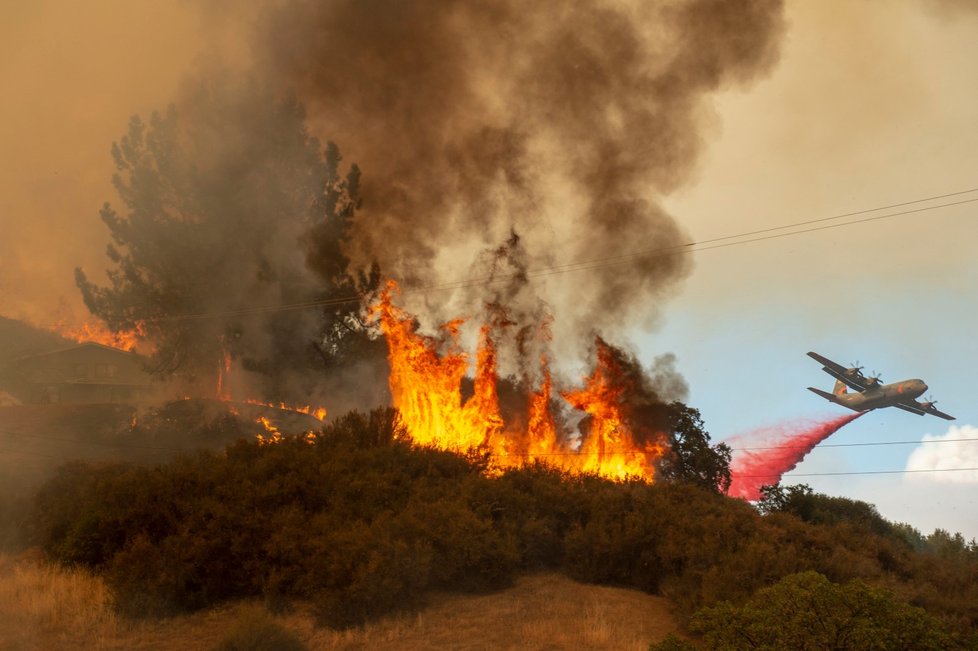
[{"x1": 12, "y1": 340, "x2": 140, "y2": 362}]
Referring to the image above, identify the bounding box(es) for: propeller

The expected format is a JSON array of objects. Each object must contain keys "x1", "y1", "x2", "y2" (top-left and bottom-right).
[
  {"x1": 921, "y1": 396, "x2": 938, "y2": 409},
  {"x1": 868, "y1": 370, "x2": 883, "y2": 384},
  {"x1": 847, "y1": 361, "x2": 864, "y2": 375}
]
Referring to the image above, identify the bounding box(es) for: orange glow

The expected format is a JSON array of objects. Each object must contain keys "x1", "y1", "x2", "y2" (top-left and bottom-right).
[
  {"x1": 50, "y1": 319, "x2": 144, "y2": 352},
  {"x1": 255, "y1": 415, "x2": 284, "y2": 446},
  {"x1": 255, "y1": 415, "x2": 317, "y2": 446},
  {"x1": 376, "y1": 285, "x2": 501, "y2": 450},
  {"x1": 375, "y1": 281, "x2": 667, "y2": 481},
  {"x1": 243, "y1": 398, "x2": 327, "y2": 422},
  {"x1": 561, "y1": 342, "x2": 666, "y2": 481},
  {"x1": 217, "y1": 338, "x2": 232, "y2": 401}
]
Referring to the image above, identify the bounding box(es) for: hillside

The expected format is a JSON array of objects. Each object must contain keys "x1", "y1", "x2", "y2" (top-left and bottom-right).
[
  {"x1": 7, "y1": 408, "x2": 978, "y2": 648},
  {"x1": 0, "y1": 553, "x2": 678, "y2": 651}
]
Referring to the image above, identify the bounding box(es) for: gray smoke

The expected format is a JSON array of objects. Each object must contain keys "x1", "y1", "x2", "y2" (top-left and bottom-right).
[{"x1": 252, "y1": 0, "x2": 785, "y2": 359}]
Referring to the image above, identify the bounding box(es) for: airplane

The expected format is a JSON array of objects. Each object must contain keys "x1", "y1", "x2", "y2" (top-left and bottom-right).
[{"x1": 806, "y1": 351, "x2": 955, "y2": 420}]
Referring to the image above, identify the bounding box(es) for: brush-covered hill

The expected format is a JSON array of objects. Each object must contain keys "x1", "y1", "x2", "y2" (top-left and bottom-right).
[
  {"x1": 0, "y1": 554, "x2": 677, "y2": 651},
  {"x1": 8, "y1": 407, "x2": 978, "y2": 648}
]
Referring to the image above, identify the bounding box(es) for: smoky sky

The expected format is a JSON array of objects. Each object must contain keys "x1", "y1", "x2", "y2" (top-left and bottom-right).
[
  {"x1": 1, "y1": 0, "x2": 786, "y2": 385},
  {"x1": 252, "y1": 0, "x2": 786, "y2": 354}
]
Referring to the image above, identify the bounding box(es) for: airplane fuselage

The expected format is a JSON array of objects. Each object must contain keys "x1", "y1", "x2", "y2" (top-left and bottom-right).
[
  {"x1": 806, "y1": 351, "x2": 954, "y2": 419},
  {"x1": 833, "y1": 379, "x2": 927, "y2": 412}
]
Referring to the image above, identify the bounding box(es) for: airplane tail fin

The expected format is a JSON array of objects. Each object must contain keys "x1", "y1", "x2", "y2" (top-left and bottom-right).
[
  {"x1": 833, "y1": 379, "x2": 848, "y2": 396},
  {"x1": 809, "y1": 387, "x2": 840, "y2": 403}
]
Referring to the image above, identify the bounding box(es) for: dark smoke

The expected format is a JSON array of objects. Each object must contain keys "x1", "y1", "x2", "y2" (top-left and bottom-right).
[
  {"x1": 255, "y1": 0, "x2": 786, "y2": 353},
  {"x1": 566, "y1": 335, "x2": 686, "y2": 449},
  {"x1": 72, "y1": 0, "x2": 786, "y2": 412}
]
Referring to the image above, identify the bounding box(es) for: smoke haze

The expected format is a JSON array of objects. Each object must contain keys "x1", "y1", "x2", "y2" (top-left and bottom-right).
[
  {"x1": 253, "y1": 0, "x2": 785, "y2": 357},
  {"x1": 2, "y1": 0, "x2": 787, "y2": 403}
]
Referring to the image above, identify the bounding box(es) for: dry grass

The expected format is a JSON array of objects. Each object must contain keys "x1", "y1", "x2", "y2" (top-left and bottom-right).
[{"x1": 0, "y1": 553, "x2": 679, "y2": 651}]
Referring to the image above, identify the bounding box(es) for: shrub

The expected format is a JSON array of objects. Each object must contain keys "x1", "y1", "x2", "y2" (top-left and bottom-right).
[
  {"x1": 213, "y1": 608, "x2": 307, "y2": 651},
  {"x1": 23, "y1": 407, "x2": 978, "y2": 637},
  {"x1": 691, "y1": 571, "x2": 956, "y2": 651}
]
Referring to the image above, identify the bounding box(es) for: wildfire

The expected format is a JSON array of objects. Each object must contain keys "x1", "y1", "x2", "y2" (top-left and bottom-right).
[
  {"x1": 217, "y1": 338, "x2": 232, "y2": 401},
  {"x1": 212, "y1": 334, "x2": 327, "y2": 422},
  {"x1": 561, "y1": 344, "x2": 666, "y2": 480},
  {"x1": 255, "y1": 415, "x2": 284, "y2": 446},
  {"x1": 51, "y1": 319, "x2": 144, "y2": 352},
  {"x1": 243, "y1": 398, "x2": 327, "y2": 422},
  {"x1": 255, "y1": 415, "x2": 317, "y2": 446},
  {"x1": 375, "y1": 281, "x2": 667, "y2": 481}
]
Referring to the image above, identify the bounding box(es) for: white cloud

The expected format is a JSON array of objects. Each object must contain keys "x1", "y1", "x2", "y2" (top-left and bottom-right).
[{"x1": 905, "y1": 424, "x2": 978, "y2": 483}]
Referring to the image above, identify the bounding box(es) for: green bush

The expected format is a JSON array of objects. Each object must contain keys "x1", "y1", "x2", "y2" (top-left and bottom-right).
[
  {"x1": 691, "y1": 571, "x2": 956, "y2": 651},
  {"x1": 24, "y1": 407, "x2": 978, "y2": 636}
]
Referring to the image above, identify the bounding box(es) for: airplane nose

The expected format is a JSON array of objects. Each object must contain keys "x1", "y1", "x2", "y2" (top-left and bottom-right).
[{"x1": 919, "y1": 382, "x2": 928, "y2": 393}]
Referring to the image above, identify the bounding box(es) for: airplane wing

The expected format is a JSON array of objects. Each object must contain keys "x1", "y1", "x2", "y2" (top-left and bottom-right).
[
  {"x1": 894, "y1": 401, "x2": 956, "y2": 420},
  {"x1": 806, "y1": 352, "x2": 870, "y2": 392}
]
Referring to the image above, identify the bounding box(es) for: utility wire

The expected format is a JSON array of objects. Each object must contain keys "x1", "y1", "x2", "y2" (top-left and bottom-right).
[
  {"x1": 1, "y1": 440, "x2": 976, "y2": 480},
  {"x1": 3, "y1": 424, "x2": 975, "y2": 457},
  {"x1": 732, "y1": 437, "x2": 978, "y2": 451},
  {"x1": 745, "y1": 467, "x2": 978, "y2": 478},
  {"x1": 96, "y1": 188, "x2": 977, "y2": 323}
]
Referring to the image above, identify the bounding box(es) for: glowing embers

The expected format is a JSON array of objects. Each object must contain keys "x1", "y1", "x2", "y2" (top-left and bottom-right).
[
  {"x1": 255, "y1": 414, "x2": 317, "y2": 446},
  {"x1": 243, "y1": 398, "x2": 327, "y2": 422},
  {"x1": 375, "y1": 281, "x2": 667, "y2": 481},
  {"x1": 255, "y1": 415, "x2": 284, "y2": 446}
]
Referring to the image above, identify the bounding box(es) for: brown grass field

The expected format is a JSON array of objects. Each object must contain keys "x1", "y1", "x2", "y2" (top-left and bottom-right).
[{"x1": 0, "y1": 552, "x2": 679, "y2": 651}]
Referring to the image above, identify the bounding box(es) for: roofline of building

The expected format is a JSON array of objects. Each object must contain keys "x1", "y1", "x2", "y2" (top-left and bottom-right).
[{"x1": 12, "y1": 341, "x2": 141, "y2": 362}]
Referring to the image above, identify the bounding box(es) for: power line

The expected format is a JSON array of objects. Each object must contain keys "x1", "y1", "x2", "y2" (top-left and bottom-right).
[
  {"x1": 3, "y1": 424, "x2": 976, "y2": 479},
  {"x1": 731, "y1": 437, "x2": 978, "y2": 451},
  {"x1": 2, "y1": 440, "x2": 975, "y2": 481},
  {"x1": 743, "y1": 467, "x2": 978, "y2": 478},
  {"x1": 2, "y1": 419, "x2": 975, "y2": 457},
  {"x1": 524, "y1": 196, "x2": 978, "y2": 279},
  {"x1": 101, "y1": 187, "x2": 977, "y2": 323}
]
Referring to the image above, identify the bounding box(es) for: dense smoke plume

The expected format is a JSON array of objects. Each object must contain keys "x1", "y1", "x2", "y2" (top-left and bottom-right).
[
  {"x1": 22, "y1": 0, "x2": 787, "y2": 410},
  {"x1": 255, "y1": 0, "x2": 786, "y2": 359}
]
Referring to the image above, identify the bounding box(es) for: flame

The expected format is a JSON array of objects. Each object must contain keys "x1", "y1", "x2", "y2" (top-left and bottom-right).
[
  {"x1": 243, "y1": 398, "x2": 327, "y2": 422},
  {"x1": 375, "y1": 281, "x2": 666, "y2": 481},
  {"x1": 217, "y1": 339, "x2": 233, "y2": 401},
  {"x1": 561, "y1": 343, "x2": 666, "y2": 481},
  {"x1": 377, "y1": 289, "x2": 501, "y2": 450},
  {"x1": 50, "y1": 319, "x2": 144, "y2": 352},
  {"x1": 256, "y1": 415, "x2": 284, "y2": 446},
  {"x1": 255, "y1": 415, "x2": 317, "y2": 446}
]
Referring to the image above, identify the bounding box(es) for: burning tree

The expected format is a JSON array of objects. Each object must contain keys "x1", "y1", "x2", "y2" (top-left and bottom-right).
[
  {"x1": 75, "y1": 75, "x2": 372, "y2": 398},
  {"x1": 376, "y1": 280, "x2": 730, "y2": 488}
]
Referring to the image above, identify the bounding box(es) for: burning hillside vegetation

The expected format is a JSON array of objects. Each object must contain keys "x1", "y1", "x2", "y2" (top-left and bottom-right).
[{"x1": 376, "y1": 281, "x2": 673, "y2": 482}]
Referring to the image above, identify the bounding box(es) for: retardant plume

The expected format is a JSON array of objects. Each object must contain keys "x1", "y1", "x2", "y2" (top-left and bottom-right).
[
  {"x1": 255, "y1": 0, "x2": 786, "y2": 354},
  {"x1": 725, "y1": 412, "x2": 864, "y2": 500}
]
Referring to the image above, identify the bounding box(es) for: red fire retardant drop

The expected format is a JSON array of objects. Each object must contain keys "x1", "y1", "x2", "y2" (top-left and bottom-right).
[{"x1": 725, "y1": 412, "x2": 865, "y2": 501}]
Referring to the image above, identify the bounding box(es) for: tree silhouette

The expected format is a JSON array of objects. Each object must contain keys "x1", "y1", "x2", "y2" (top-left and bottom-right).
[{"x1": 76, "y1": 77, "x2": 370, "y2": 397}]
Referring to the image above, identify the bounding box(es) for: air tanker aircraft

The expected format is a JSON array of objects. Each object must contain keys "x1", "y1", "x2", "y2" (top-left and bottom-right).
[{"x1": 806, "y1": 352, "x2": 954, "y2": 420}]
